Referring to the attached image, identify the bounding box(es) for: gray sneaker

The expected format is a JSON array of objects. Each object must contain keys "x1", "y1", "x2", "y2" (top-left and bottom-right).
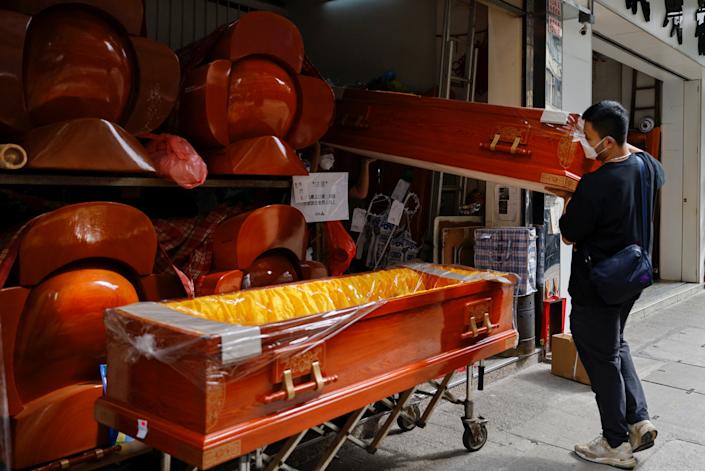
[
  {"x1": 574, "y1": 435, "x2": 637, "y2": 469},
  {"x1": 629, "y1": 419, "x2": 658, "y2": 452}
]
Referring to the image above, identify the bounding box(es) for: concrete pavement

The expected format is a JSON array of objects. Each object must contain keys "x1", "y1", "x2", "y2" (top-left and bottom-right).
[{"x1": 313, "y1": 290, "x2": 705, "y2": 470}]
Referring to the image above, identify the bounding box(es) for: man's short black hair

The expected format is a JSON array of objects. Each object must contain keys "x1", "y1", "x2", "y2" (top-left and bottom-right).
[{"x1": 582, "y1": 100, "x2": 629, "y2": 145}]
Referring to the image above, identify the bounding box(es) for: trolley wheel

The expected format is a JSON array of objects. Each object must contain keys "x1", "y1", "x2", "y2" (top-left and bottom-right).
[
  {"x1": 396, "y1": 403, "x2": 420, "y2": 432},
  {"x1": 462, "y1": 424, "x2": 488, "y2": 452}
]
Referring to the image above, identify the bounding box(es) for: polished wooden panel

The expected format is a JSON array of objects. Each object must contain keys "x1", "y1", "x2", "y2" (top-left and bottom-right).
[
  {"x1": 6, "y1": 0, "x2": 144, "y2": 35},
  {"x1": 124, "y1": 37, "x2": 181, "y2": 134},
  {"x1": 245, "y1": 253, "x2": 301, "y2": 288},
  {"x1": 2, "y1": 202, "x2": 165, "y2": 469},
  {"x1": 97, "y1": 272, "x2": 516, "y2": 468},
  {"x1": 197, "y1": 256, "x2": 302, "y2": 296},
  {"x1": 227, "y1": 58, "x2": 298, "y2": 141},
  {"x1": 207, "y1": 136, "x2": 307, "y2": 176},
  {"x1": 324, "y1": 89, "x2": 601, "y2": 193},
  {"x1": 211, "y1": 205, "x2": 307, "y2": 271},
  {"x1": 196, "y1": 270, "x2": 244, "y2": 297},
  {"x1": 212, "y1": 11, "x2": 304, "y2": 74},
  {"x1": 0, "y1": 287, "x2": 29, "y2": 416},
  {"x1": 22, "y1": 118, "x2": 156, "y2": 172},
  {"x1": 177, "y1": 11, "x2": 334, "y2": 176},
  {"x1": 0, "y1": 11, "x2": 30, "y2": 133},
  {"x1": 139, "y1": 273, "x2": 189, "y2": 302},
  {"x1": 179, "y1": 60, "x2": 231, "y2": 148},
  {"x1": 13, "y1": 384, "x2": 106, "y2": 469},
  {"x1": 18, "y1": 202, "x2": 157, "y2": 285},
  {"x1": 286, "y1": 75, "x2": 336, "y2": 150},
  {"x1": 23, "y1": 5, "x2": 133, "y2": 126},
  {"x1": 15, "y1": 269, "x2": 138, "y2": 402},
  {"x1": 299, "y1": 260, "x2": 328, "y2": 280},
  {"x1": 0, "y1": 2, "x2": 188, "y2": 175}
]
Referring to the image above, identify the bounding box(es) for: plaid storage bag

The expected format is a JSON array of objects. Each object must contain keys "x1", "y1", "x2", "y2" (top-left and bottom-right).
[{"x1": 474, "y1": 227, "x2": 538, "y2": 296}]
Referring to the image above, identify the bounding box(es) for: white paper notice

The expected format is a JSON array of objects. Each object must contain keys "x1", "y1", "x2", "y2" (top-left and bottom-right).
[
  {"x1": 540, "y1": 109, "x2": 569, "y2": 125},
  {"x1": 549, "y1": 204, "x2": 561, "y2": 234},
  {"x1": 291, "y1": 172, "x2": 349, "y2": 223},
  {"x1": 391, "y1": 179, "x2": 411, "y2": 202},
  {"x1": 350, "y1": 207, "x2": 367, "y2": 232},
  {"x1": 387, "y1": 200, "x2": 405, "y2": 226}
]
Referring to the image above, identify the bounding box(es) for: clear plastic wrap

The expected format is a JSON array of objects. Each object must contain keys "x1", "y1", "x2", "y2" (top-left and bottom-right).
[
  {"x1": 99, "y1": 263, "x2": 518, "y2": 466},
  {"x1": 104, "y1": 263, "x2": 516, "y2": 388}
]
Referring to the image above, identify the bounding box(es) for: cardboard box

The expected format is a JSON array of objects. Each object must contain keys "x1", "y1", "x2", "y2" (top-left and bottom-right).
[{"x1": 551, "y1": 333, "x2": 591, "y2": 385}]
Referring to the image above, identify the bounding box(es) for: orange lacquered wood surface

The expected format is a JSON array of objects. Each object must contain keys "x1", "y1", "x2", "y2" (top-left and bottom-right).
[
  {"x1": 0, "y1": 2, "x2": 180, "y2": 173},
  {"x1": 0, "y1": 202, "x2": 178, "y2": 469},
  {"x1": 211, "y1": 11, "x2": 304, "y2": 74},
  {"x1": 23, "y1": 5, "x2": 133, "y2": 126},
  {"x1": 324, "y1": 89, "x2": 600, "y2": 192},
  {"x1": 176, "y1": 10, "x2": 333, "y2": 177},
  {"x1": 15, "y1": 269, "x2": 138, "y2": 403},
  {"x1": 0, "y1": 11, "x2": 30, "y2": 133},
  {"x1": 207, "y1": 136, "x2": 307, "y2": 176},
  {"x1": 124, "y1": 37, "x2": 181, "y2": 135},
  {"x1": 18, "y1": 201, "x2": 157, "y2": 285},
  {"x1": 226, "y1": 58, "x2": 298, "y2": 141},
  {"x1": 96, "y1": 270, "x2": 517, "y2": 469},
  {"x1": 286, "y1": 75, "x2": 336, "y2": 150},
  {"x1": 20, "y1": 119, "x2": 156, "y2": 172},
  {"x1": 12, "y1": 384, "x2": 107, "y2": 469},
  {"x1": 211, "y1": 204, "x2": 308, "y2": 271},
  {"x1": 180, "y1": 60, "x2": 232, "y2": 148}
]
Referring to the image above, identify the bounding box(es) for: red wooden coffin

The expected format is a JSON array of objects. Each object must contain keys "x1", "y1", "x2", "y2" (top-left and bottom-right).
[
  {"x1": 323, "y1": 89, "x2": 601, "y2": 193},
  {"x1": 0, "y1": 202, "x2": 185, "y2": 469},
  {"x1": 95, "y1": 264, "x2": 517, "y2": 469},
  {"x1": 177, "y1": 11, "x2": 334, "y2": 176},
  {"x1": 0, "y1": 2, "x2": 180, "y2": 173},
  {"x1": 196, "y1": 204, "x2": 327, "y2": 296}
]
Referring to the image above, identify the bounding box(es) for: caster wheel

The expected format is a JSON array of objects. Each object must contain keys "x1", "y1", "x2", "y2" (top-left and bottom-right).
[
  {"x1": 462, "y1": 424, "x2": 488, "y2": 452},
  {"x1": 397, "y1": 403, "x2": 420, "y2": 432}
]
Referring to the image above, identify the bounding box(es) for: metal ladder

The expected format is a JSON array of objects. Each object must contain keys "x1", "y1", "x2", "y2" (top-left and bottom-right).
[{"x1": 629, "y1": 69, "x2": 662, "y2": 131}]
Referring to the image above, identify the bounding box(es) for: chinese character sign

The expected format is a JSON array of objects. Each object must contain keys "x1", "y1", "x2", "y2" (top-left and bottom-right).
[{"x1": 291, "y1": 172, "x2": 349, "y2": 223}]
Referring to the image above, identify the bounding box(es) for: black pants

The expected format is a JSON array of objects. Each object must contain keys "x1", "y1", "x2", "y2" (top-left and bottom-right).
[{"x1": 571, "y1": 299, "x2": 650, "y2": 448}]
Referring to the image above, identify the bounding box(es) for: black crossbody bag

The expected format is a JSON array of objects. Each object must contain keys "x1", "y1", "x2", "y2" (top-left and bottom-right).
[{"x1": 586, "y1": 154, "x2": 655, "y2": 305}]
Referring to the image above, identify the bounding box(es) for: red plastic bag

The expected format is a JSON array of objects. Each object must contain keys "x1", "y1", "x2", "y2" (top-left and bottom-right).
[
  {"x1": 323, "y1": 220, "x2": 356, "y2": 276},
  {"x1": 142, "y1": 133, "x2": 207, "y2": 189}
]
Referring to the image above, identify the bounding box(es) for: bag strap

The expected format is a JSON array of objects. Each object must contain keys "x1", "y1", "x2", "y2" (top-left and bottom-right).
[
  {"x1": 582, "y1": 154, "x2": 652, "y2": 269},
  {"x1": 635, "y1": 154, "x2": 654, "y2": 255},
  {"x1": 645, "y1": 155, "x2": 657, "y2": 256}
]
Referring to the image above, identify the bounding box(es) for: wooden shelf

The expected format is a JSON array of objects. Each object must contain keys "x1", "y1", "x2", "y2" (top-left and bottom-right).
[{"x1": 0, "y1": 172, "x2": 292, "y2": 189}]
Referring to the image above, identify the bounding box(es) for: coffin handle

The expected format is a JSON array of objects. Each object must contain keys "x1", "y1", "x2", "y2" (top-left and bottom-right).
[
  {"x1": 311, "y1": 361, "x2": 325, "y2": 391},
  {"x1": 460, "y1": 312, "x2": 498, "y2": 341},
  {"x1": 479, "y1": 140, "x2": 532, "y2": 156},
  {"x1": 263, "y1": 363, "x2": 338, "y2": 404}
]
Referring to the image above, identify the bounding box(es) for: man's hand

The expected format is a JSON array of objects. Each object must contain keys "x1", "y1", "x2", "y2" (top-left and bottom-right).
[{"x1": 545, "y1": 186, "x2": 574, "y2": 245}]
